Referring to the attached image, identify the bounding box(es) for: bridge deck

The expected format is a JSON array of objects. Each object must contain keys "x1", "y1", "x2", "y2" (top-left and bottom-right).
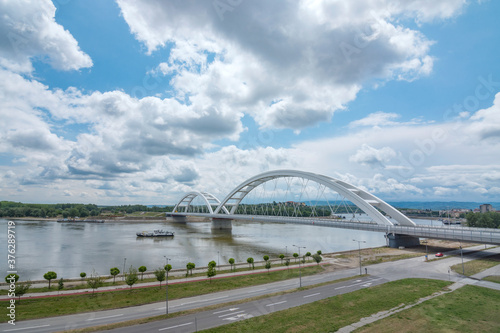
[{"x1": 167, "y1": 212, "x2": 500, "y2": 245}]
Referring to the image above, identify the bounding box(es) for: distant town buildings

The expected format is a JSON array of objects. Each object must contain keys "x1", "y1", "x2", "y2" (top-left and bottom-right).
[{"x1": 480, "y1": 204, "x2": 494, "y2": 213}]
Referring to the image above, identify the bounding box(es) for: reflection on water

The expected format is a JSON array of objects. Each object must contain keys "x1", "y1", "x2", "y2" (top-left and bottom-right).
[{"x1": 0, "y1": 217, "x2": 436, "y2": 280}]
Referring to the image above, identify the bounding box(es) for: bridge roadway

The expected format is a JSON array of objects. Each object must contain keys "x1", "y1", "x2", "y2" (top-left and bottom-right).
[{"x1": 169, "y1": 213, "x2": 500, "y2": 246}]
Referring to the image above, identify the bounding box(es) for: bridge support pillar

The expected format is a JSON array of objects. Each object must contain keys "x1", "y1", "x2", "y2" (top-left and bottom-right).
[
  {"x1": 386, "y1": 234, "x2": 420, "y2": 248},
  {"x1": 211, "y1": 218, "x2": 232, "y2": 230}
]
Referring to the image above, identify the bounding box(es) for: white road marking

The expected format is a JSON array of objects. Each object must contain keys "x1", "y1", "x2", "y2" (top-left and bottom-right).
[
  {"x1": 303, "y1": 292, "x2": 321, "y2": 298},
  {"x1": 3, "y1": 325, "x2": 50, "y2": 332},
  {"x1": 247, "y1": 288, "x2": 267, "y2": 293},
  {"x1": 266, "y1": 300, "x2": 287, "y2": 307},
  {"x1": 211, "y1": 295, "x2": 228, "y2": 300},
  {"x1": 213, "y1": 307, "x2": 240, "y2": 315},
  {"x1": 218, "y1": 310, "x2": 246, "y2": 318},
  {"x1": 223, "y1": 313, "x2": 254, "y2": 321},
  {"x1": 86, "y1": 314, "x2": 124, "y2": 321},
  {"x1": 158, "y1": 322, "x2": 193, "y2": 331}
]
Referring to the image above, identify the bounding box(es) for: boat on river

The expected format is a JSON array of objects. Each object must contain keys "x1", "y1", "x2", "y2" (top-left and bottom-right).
[{"x1": 136, "y1": 229, "x2": 174, "y2": 237}]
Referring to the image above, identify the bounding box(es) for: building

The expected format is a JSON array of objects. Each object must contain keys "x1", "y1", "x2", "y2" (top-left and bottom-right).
[{"x1": 480, "y1": 204, "x2": 494, "y2": 213}]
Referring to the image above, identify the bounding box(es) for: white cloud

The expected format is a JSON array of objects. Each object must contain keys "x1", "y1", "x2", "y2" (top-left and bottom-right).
[
  {"x1": 349, "y1": 144, "x2": 397, "y2": 167},
  {"x1": 116, "y1": 0, "x2": 466, "y2": 130},
  {"x1": 0, "y1": 0, "x2": 92, "y2": 73}
]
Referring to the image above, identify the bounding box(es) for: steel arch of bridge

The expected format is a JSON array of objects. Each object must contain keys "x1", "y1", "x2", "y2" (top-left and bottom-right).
[
  {"x1": 211, "y1": 170, "x2": 416, "y2": 227},
  {"x1": 172, "y1": 191, "x2": 230, "y2": 215}
]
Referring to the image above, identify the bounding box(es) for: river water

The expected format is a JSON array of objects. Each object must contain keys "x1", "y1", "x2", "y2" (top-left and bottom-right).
[{"x1": 0, "y1": 217, "x2": 447, "y2": 281}]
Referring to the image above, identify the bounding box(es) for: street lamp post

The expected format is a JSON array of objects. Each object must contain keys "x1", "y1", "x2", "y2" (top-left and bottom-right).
[
  {"x1": 460, "y1": 244, "x2": 465, "y2": 275},
  {"x1": 123, "y1": 258, "x2": 126, "y2": 281},
  {"x1": 164, "y1": 256, "x2": 170, "y2": 315},
  {"x1": 292, "y1": 245, "x2": 306, "y2": 287},
  {"x1": 353, "y1": 239, "x2": 366, "y2": 275},
  {"x1": 422, "y1": 239, "x2": 428, "y2": 261}
]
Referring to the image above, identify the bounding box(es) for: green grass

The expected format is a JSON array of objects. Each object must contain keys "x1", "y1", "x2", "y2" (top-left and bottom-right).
[
  {"x1": 358, "y1": 285, "x2": 500, "y2": 333},
  {"x1": 0, "y1": 265, "x2": 324, "y2": 322},
  {"x1": 201, "y1": 279, "x2": 451, "y2": 333},
  {"x1": 483, "y1": 275, "x2": 500, "y2": 284},
  {"x1": 450, "y1": 254, "x2": 500, "y2": 276}
]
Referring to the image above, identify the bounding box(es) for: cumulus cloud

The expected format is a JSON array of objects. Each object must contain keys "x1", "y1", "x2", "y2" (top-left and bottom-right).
[
  {"x1": 0, "y1": 0, "x2": 92, "y2": 73},
  {"x1": 349, "y1": 144, "x2": 397, "y2": 167},
  {"x1": 116, "y1": 0, "x2": 464, "y2": 130}
]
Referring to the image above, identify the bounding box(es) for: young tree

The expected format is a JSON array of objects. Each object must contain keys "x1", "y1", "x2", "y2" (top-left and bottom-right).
[
  {"x1": 207, "y1": 260, "x2": 217, "y2": 282},
  {"x1": 154, "y1": 268, "x2": 166, "y2": 288},
  {"x1": 285, "y1": 258, "x2": 290, "y2": 270},
  {"x1": 305, "y1": 252, "x2": 311, "y2": 262},
  {"x1": 317, "y1": 250, "x2": 322, "y2": 255},
  {"x1": 110, "y1": 267, "x2": 120, "y2": 284},
  {"x1": 125, "y1": 266, "x2": 139, "y2": 289},
  {"x1": 293, "y1": 252, "x2": 299, "y2": 263},
  {"x1": 265, "y1": 261, "x2": 271, "y2": 273},
  {"x1": 43, "y1": 271, "x2": 57, "y2": 289},
  {"x1": 312, "y1": 253, "x2": 323, "y2": 265},
  {"x1": 186, "y1": 262, "x2": 195, "y2": 276},
  {"x1": 15, "y1": 280, "x2": 32, "y2": 303},
  {"x1": 80, "y1": 272, "x2": 86, "y2": 283},
  {"x1": 279, "y1": 254, "x2": 285, "y2": 264},
  {"x1": 228, "y1": 258, "x2": 235, "y2": 272},
  {"x1": 87, "y1": 270, "x2": 105, "y2": 295},
  {"x1": 164, "y1": 264, "x2": 172, "y2": 275},
  {"x1": 263, "y1": 255, "x2": 269, "y2": 262},
  {"x1": 58, "y1": 278, "x2": 64, "y2": 290},
  {"x1": 247, "y1": 257, "x2": 254, "y2": 269},
  {"x1": 5, "y1": 273, "x2": 19, "y2": 283},
  {"x1": 138, "y1": 266, "x2": 147, "y2": 281}
]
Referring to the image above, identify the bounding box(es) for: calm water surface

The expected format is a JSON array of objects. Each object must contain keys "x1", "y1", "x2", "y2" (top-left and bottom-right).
[{"x1": 0, "y1": 217, "x2": 445, "y2": 280}]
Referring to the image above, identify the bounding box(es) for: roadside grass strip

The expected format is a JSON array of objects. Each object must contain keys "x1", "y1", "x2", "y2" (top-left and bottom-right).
[
  {"x1": 450, "y1": 253, "x2": 500, "y2": 276},
  {"x1": 356, "y1": 284, "x2": 500, "y2": 333},
  {"x1": 200, "y1": 279, "x2": 451, "y2": 332},
  {"x1": 0, "y1": 265, "x2": 323, "y2": 322}
]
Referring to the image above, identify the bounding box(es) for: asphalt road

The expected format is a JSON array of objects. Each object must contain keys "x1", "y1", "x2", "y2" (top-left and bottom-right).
[{"x1": 1, "y1": 245, "x2": 499, "y2": 333}]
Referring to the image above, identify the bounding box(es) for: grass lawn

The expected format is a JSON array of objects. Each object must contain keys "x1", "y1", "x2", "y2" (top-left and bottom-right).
[
  {"x1": 450, "y1": 254, "x2": 500, "y2": 276},
  {"x1": 357, "y1": 285, "x2": 500, "y2": 333},
  {"x1": 201, "y1": 279, "x2": 451, "y2": 333},
  {"x1": 483, "y1": 275, "x2": 500, "y2": 284},
  {"x1": 0, "y1": 265, "x2": 324, "y2": 322}
]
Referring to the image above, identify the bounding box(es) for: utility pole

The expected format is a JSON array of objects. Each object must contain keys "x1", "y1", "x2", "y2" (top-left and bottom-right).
[
  {"x1": 164, "y1": 256, "x2": 170, "y2": 315},
  {"x1": 353, "y1": 239, "x2": 366, "y2": 275},
  {"x1": 292, "y1": 244, "x2": 306, "y2": 287}
]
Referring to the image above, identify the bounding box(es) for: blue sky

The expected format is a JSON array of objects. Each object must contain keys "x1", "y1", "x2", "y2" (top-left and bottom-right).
[{"x1": 1, "y1": 0, "x2": 500, "y2": 205}]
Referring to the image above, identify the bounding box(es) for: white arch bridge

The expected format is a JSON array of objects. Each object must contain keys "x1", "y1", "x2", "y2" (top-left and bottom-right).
[{"x1": 167, "y1": 170, "x2": 500, "y2": 248}]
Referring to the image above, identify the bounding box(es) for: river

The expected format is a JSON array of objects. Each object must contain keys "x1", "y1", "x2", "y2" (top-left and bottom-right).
[{"x1": 0, "y1": 217, "x2": 449, "y2": 281}]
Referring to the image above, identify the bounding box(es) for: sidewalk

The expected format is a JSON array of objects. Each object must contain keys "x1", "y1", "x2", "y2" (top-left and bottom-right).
[{"x1": 0, "y1": 259, "x2": 329, "y2": 301}]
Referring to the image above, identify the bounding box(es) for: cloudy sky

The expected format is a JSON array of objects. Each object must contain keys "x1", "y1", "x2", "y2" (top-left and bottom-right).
[{"x1": 1, "y1": 0, "x2": 499, "y2": 205}]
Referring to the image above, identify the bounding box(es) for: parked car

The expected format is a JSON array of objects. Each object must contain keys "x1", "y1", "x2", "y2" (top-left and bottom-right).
[{"x1": 435, "y1": 252, "x2": 444, "y2": 257}]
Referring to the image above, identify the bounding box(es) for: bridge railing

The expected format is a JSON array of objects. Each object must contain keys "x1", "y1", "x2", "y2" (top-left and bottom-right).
[{"x1": 168, "y1": 212, "x2": 500, "y2": 245}]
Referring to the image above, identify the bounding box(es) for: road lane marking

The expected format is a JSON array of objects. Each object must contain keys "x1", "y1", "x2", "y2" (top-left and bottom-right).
[
  {"x1": 158, "y1": 322, "x2": 193, "y2": 331},
  {"x1": 213, "y1": 308, "x2": 240, "y2": 315},
  {"x1": 303, "y1": 292, "x2": 321, "y2": 298},
  {"x1": 3, "y1": 325, "x2": 50, "y2": 332},
  {"x1": 211, "y1": 295, "x2": 229, "y2": 300},
  {"x1": 247, "y1": 288, "x2": 267, "y2": 293},
  {"x1": 223, "y1": 313, "x2": 254, "y2": 321},
  {"x1": 86, "y1": 314, "x2": 124, "y2": 321},
  {"x1": 218, "y1": 310, "x2": 246, "y2": 318},
  {"x1": 266, "y1": 300, "x2": 287, "y2": 307}
]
